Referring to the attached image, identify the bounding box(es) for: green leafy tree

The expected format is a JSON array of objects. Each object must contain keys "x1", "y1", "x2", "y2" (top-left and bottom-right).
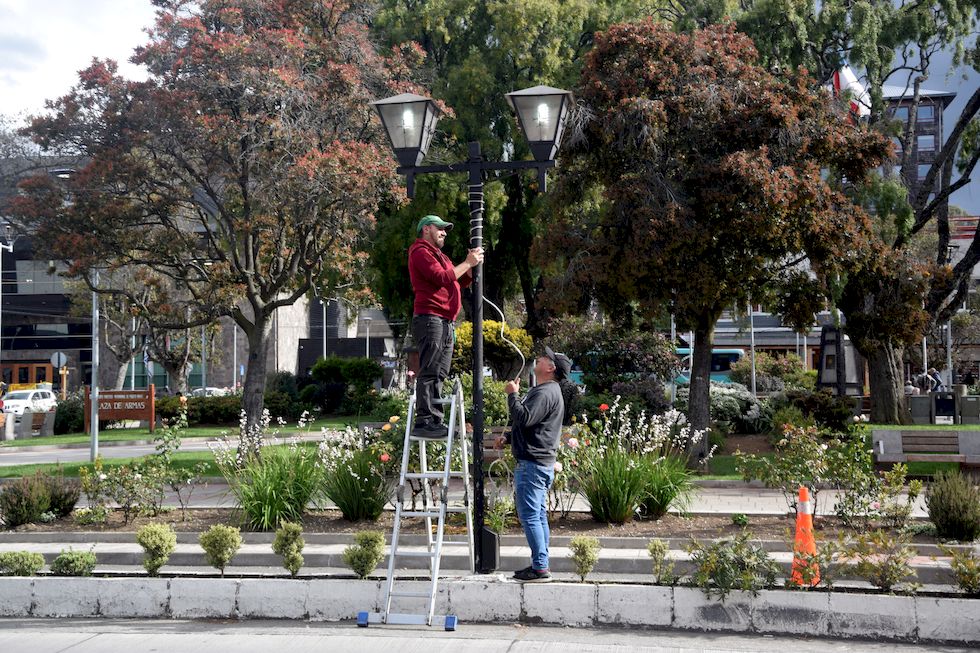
[
  {"x1": 10, "y1": 1, "x2": 418, "y2": 452},
  {"x1": 670, "y1": 0, "x2": 980, "y2": 421},
  {"x1": 539, "y1": 21, "x2": 888, "y2": 442},
  {"x1": 370, "y1": 0, "x2": 667, "y2": 336}
]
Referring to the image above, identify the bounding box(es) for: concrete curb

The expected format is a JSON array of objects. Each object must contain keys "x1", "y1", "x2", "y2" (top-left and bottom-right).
[{"x1": 0, "y1": 576, "x2": 976, "y2": 644}]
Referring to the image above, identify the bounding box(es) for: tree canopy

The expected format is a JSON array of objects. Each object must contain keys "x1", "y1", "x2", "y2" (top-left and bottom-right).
[
  {"x1": 538, "y1": 20, "x2": 889, "y2": 437},
  {"x1": 9, "y1": 0, "x2": 417, "y2": 445}
]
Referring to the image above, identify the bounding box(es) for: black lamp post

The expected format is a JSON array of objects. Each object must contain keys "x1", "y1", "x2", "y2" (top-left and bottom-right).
[{"x1": 371, "y1": 85, "x2": 572, "y2": 574}]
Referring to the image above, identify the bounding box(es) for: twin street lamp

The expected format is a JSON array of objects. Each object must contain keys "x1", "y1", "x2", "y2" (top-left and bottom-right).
[{"x1": 371, "y1": 85, "x2": 572, "y2": 573}]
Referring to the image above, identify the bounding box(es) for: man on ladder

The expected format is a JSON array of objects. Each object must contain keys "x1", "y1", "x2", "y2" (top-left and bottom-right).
[{"x1": 408, "y1": 215, "x2": 483, "y2": 438}]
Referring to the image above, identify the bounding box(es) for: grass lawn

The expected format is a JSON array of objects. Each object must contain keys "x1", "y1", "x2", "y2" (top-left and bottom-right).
[
  {"x1": 0, "y1": 451, "x2": 221, "y2": 479},
  {"x1": 0, "y1": 416, "x2": 358, "y2": 449}
]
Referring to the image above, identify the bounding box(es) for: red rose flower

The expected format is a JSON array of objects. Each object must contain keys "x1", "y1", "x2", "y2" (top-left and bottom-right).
[
  {"x1": 380, "y1": 453, "x2": 391, "y2": 463},
  {"x1": 599, "y1": 403, "x2": 609, "y2": 412}
]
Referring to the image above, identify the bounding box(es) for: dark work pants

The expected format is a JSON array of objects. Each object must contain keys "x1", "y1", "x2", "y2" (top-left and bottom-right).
[{"x1": 413, "y1": 314, "x2": 453, "y2": 425}]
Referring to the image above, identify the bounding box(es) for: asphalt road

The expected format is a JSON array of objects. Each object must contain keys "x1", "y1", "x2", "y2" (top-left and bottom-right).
[{"x1": 0, "y1": 619, "x2": 971, "y2": 653}]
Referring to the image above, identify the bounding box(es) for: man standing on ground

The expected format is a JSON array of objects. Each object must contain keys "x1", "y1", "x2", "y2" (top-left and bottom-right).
[
  {"x1": 498, "y1": 346, "x2": 571, "y2": 583},
  {"x1": 408, "y1": 214, "x2": 483, "y2": 438}
]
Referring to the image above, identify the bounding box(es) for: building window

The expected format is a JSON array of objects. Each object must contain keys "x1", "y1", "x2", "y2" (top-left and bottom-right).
[
  {"x1": 891, "y1": 137, "x2": 903, "y2": 153},
  {"x1": 918, "y1": 104, "x2": 935, "y2": 121},
  {"x1": 918, "y1": 163, "x2": 931, "y2": 180},
  {"x1": 893, "y1": 106, "x2": 910, "y2": 121},
  {"x1": 917, "y1": 134, "x2": 936, "y2": 151}
]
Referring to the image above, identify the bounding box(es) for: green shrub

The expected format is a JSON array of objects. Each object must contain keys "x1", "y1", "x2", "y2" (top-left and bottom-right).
[
  {"x1": 577, "y1": 448, "x2": 650, "y2": 524},
  {"x1": 272, "y1": 521, "x2": 305, "y2": 577},
  {"x1": 54, "y1": 391, "x2": 85, "y2": 434},
  {"x1": 687, "y1": 533, "x2": 779, "y2": 600},
  {"x1": 784, "y1": 388, "x2": 854, "y2": 431},
  {"x1": 367, "y1": 389, "x2": 410, "y2": 422},
  {"x1": 342, "y1": 530, "x2": 385, "y2": 579},
  {"x1": 926, "y1": 471, "x2": 980, "y2": 542},
  {"x1": 50, "y1": 548, "x2": 97, "y2": 576},
  {"x1": 455, "y1": 373, "x2": 509, "y2": 426},
  {"x1": 322, "y1": 448, "x2": 391, "y2": 522},
  {"x1": 732, "y1": 513, "x2": 749, "y2": 527},
  {"x1": 647, "y1": 539, "x2": 677, "y2": 585},
  {"x1": 199, "y1": 524, "x2": 242, "y2": 576},
  {"x1": 940, "y1": 545, "x2": 980, "y2": 595},
  {"x1": 157, "y1": 395, "x2": 241, "y2": 426},
  {"x1": 0, "y1": 551, "x2": 45, "y2": 576},
  {"x1": 641, "y1": 455, "x2": 694, "y2": 520},
  {"x1": 842, "y1": 530, "x2": 917, "y2": 593},
  {"x1": 263, "y1": 390, "x2": 300, "y2": 421},
  {"x1": 0, "y1": 473, "x2": 51, "y2": 528},
  {"x1": 223, "y1": 445, "x2": 323, "y2": 530},
  {"x1": 675, "y1": 382, "x2": 770, "y2": 435},
  {"x1": 768, "y1": 404, "x2": 813, "y2": 434},
  {"x1": 136, "y1": 523, "x2": 177, "y2": 576},
  {"x1": 267, "y1": 371, "x2": 299, "y2": 401},
  {"x1": 43, "y1": 471, "x2": 80, "y2": 518},
  {"x1": 569, "y1": 536, "x2": 601, "y2": 582},
  {"x1": 311, "y1": 356, "x2": 383, "y2": 415}
]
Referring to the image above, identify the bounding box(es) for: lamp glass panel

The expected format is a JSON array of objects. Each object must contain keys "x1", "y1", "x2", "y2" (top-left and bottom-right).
[
  {"x1": 513, "y1": 95, "x2": 564, "y2": 143},
  {"x1": 378, "y1": 102, "x2": 426, "y2": 149}
]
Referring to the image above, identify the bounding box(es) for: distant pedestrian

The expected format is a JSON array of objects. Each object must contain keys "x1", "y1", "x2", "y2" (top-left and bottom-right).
[
  {"x1": 929, "y1": 368, "x2": 945, "y2": 392},
  {"x1": 964, "y1": 370, "x2": 976, "y2": 387}
]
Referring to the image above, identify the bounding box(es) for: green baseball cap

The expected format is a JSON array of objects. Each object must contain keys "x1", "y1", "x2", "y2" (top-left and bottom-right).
[{"x1": 416, "y1": 214, "x2": 454, "y2": 235}]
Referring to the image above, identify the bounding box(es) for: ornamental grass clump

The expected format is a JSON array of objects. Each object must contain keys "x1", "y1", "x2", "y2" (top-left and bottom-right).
[
  {"x1": 51, "y1": 548, "x2": 97, "y2": 576},
  {"x1": 574, "y1": 403, "x2": 705, "y2": 524},
  {"x1": 343, "y1": 530, "x2": 385, "y2": 579},
  {"x1": 273, "y1": 521, "x2": 305, "y2": 577},
  {"x1": 200, "y1": 524, "x2": 242, "y2": 577},
  {"x1": 136, "y1": 523, "x2": 177, "y2": 577},
  {"x1": 213, "y1": 416, "x2": 324, "y2": 530},
  {"x1": 926, "y1": 471, "x2": 980, "y2": 542},
  {"x1": 0, "y1": 551, "x2": 45, "y2": 576},
  {"x1": 0, "y1": 472, "x2": 51, "y2": 528},
  {"x1": 319, "y1": 427, "x2": 392, "y2": 522},
  {"x1": 569, "y1": 536, "x2": 601, "y2": 581}
]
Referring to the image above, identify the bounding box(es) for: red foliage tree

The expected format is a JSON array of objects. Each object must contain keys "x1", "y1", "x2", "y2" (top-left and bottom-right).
[
  {"x1": 10, "y1": 0, "x2": 418, "y2": 452},
  {"x1": 537, "y1": 21, "x2": 890, "y2": 445}
]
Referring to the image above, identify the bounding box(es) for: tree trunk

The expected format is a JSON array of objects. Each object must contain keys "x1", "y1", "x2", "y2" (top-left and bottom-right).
[
  {"x1": 867, "y1": 342, "x2": 911, "y2": 424},
  {"x1": 240, "y1": 314, "x2": 273, "y2": 458},
  {"x1": 113, "y1": 356, "x2": 133, "y2": 390},
  {"x1": 688, "y1": 320, "x2": 714, "y2": 460}
]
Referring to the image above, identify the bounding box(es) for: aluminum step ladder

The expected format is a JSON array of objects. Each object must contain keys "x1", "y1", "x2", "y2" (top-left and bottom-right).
[{"x1": 357, "y1": 377, "x2": 474, "y2": 630}]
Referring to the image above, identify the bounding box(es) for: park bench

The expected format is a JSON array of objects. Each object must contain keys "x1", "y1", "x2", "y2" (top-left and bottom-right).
[{"x1": 872, "y1": 429, "x2": 980, "y2": 473}]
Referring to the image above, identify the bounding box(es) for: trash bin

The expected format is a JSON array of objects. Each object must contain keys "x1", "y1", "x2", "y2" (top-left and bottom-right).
[
  {"x1": 961, "y1": 396, "x2": 980, "y2": 425},
  {"x1": 932, "y1": 391, "x2": 957, "y2": 425},
  {"x1": 909, "y1": 395, "x2": 932, "y2": 425}
]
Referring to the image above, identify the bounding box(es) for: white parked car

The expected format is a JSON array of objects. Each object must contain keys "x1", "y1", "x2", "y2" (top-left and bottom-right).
[
  {"x1": 1, "y1": 390, "x2": 58, "y2": 415},
  {"x1": 188, "y1": 387, "x2": 229, "y2": 398}
]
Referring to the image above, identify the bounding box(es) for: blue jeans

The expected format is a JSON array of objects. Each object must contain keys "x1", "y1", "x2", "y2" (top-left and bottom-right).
[{"x1": 514, "y1": 459, "x2": 554, "y2": 571}]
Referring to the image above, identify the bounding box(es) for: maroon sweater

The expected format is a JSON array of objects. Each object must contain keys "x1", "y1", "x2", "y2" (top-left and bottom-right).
[{"x1": 408, "y1": 238, "x2": 472, "y2": 320}]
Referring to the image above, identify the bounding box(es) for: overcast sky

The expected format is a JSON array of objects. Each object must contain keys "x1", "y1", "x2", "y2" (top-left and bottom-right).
[{"x1": 2, "y1": 0, "x2": 980, "y2": 212}]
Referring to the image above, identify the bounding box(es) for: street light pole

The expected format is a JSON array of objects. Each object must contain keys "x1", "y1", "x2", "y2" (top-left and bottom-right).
[
  {"x1": 0, "y1": 226, "x2": 13, "y2": 391},
  {"x1": 90, "y1": 270, "x2": 100, "y2": 462},
  {"x1": 371, "y1": 86, "x2": 572, "y2": 574},
  {"x1": 364, "y1": 316, "x2": 372, "y2": 358}
]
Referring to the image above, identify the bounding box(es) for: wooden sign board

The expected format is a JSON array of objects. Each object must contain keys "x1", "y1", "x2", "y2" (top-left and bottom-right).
[{"x1": 84, "y1": 385, "x2": 156, "y2": 433}]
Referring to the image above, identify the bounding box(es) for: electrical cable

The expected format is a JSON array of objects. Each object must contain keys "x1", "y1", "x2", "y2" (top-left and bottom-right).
[{"x1": 482, "y1": 296, "x2": 526, "y2": 381}]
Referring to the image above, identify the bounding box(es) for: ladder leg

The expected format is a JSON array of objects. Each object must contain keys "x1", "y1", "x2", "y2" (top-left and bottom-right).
[{"x1": 384, "y1": 394, "x2": 417, "y2": 621}]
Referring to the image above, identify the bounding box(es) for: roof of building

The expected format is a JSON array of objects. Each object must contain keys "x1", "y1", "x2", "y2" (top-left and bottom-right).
[{"x1": 882, "y1": 85, "x2": 957, "y2": 107}]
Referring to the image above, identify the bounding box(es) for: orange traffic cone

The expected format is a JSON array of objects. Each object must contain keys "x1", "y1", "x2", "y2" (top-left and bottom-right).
[{"x1": 789, "y1": 485, "x2": 820, "y2": 587}]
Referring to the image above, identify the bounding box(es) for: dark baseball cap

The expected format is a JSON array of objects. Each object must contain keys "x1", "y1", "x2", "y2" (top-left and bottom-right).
[
  {"x1": 417, "y1": 214, "x2": 453, "y2": 235},
  {"x1": 543, "y1": 346, "x2": 572, "y2": 380}
]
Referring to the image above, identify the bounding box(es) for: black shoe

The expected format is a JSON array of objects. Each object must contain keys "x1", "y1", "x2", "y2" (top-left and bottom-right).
[
  {"x1": 511, "y1": 566, "x2": 533, "y2": 579},
  {"x1": 412, "y1": 422, "x2": 448, "y2": 439},
  {"x1": 513, "y1": 567, "x2": 551, "y2": 583}
]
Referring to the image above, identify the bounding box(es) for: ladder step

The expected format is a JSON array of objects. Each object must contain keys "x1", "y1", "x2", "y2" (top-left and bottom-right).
[
  {"x1": 395, "y1": 550, "x2": 438, "y2": 558},
  {"x1": 389, "y1": 591, "x2": 433, "y2": 598},
  {"x1": 400, "y1": 511, "x2": 442, "y2": 518},
  {"x1": 432, "y1": 397, "x2": 452, "y2": 404},
  {"x1": 404, "y1": 472, "x2": 465, "y2": 480}
]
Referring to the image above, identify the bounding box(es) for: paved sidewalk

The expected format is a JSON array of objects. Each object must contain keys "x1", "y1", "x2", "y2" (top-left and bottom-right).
[{"x1": 0, "y1": 619, "x2": 971, "y2": 652}]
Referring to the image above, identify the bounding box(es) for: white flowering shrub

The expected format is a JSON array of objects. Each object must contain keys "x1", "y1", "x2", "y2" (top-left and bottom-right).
[
  {"x1": 319, "y1": 425, "x2": 393, "y2": 521},
  {"x1": 675, "y1": 381, "x2": 772, "y2": 434}
]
